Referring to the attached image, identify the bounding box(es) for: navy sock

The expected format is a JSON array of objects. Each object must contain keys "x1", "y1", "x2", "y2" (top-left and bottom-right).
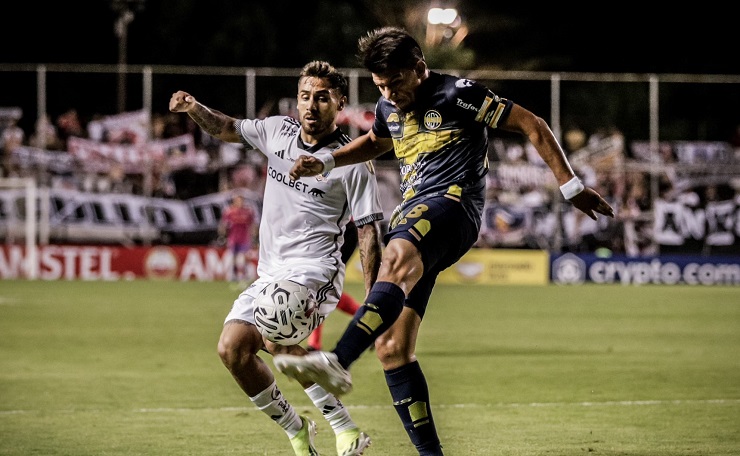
[
  {"x1": 332, "y1": 281, "x2": 405, "y2": 368},
  {"x1": 385, "y1": 361, "x2": 443, "y2": 455}
]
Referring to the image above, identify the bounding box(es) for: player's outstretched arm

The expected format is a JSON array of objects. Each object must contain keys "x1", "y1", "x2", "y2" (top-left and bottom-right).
[
  {"x1": 289, "y1": 131, "x2": 393, "y2": 180},
  {"x1": 168, "y1": 90, "x2": 241, "y2": 143},
  {"x1": 500, "y1": 103, "x2": 615, "y2": 220}
]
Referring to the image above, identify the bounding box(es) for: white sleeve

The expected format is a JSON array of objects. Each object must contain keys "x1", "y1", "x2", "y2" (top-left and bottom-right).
[
  {"x1": 236, "y1": 117, "x2": 280, "y2": 154},
  {"x1": 344, "y1": 161, "x2": 384, "y2": 226}
]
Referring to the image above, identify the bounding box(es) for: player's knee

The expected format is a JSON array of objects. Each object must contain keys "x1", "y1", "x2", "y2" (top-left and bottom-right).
[
  {"x1": 375, "y1": 335, "x2": 412, "y2": 367},
  {"x1": 217, "y1": 335, "x2": 238, "y2": 367},
  {"x1": 217, "y1": 328, "x2": 259, "y2": 369},
  {"x1": 217, "y1": 347, "x2": 232, "y2": 370}
]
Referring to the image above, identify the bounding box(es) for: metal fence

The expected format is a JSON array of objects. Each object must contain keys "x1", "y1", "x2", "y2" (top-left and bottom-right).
[{"x1": 3, "y1": 63, "x2": 740, "y2": 140}]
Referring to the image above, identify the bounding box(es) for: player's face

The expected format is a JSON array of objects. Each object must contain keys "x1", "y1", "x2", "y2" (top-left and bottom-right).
[
  {"x1": 372, "y1": 67, "x2": 422, "y2": 112},
  {"x1": 296, "y1": 76, "x2": 344, "y2": 141}
]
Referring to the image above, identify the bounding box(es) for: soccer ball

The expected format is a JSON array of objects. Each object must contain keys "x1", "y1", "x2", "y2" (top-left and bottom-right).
[{"x1": 253, "y1": 279, "x2": 320, "y2": 346}]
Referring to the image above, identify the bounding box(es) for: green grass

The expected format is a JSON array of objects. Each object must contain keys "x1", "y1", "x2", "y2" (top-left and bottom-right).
[{"x1": 1, "y1": 280, "x2": 739, "y2": 455}]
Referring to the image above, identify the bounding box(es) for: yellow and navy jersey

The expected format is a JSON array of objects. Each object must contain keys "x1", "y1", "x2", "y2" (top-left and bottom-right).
[{"x1": 372, "y1": 71, "x2": 513, "y2": 222}]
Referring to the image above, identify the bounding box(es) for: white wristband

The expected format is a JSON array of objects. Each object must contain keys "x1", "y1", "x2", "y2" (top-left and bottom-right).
[
  {"x1": 314, "y1": 151, "x2": 335, "y2": 175},
  {"x1": 560, "y1": 176, "x2": 584, "y2": 200}
]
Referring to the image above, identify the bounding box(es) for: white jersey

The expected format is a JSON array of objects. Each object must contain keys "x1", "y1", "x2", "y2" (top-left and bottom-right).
[{"x1": 224, "y1": 116, "x2": 383, "y2": 325}]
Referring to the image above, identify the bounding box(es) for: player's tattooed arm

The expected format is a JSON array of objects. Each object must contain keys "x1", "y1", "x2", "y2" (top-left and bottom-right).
[
  {"x1": 357, "y1": 221, "x2": 382, "y2": 296},
  {"x1": 187, "y1": 103, "x2": 241, "y2": 142},
  {"x1": 169, "y1": 90, "x2": 240, "y2": 142}
]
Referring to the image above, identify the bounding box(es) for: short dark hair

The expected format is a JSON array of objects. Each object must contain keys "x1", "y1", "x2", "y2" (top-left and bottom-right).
[
  {"x1": 299, "y1": 60, "x2": 348, "y2": 98},
  {"x1": 357, "y1": 26, "x2": 425, "y2": 74}
]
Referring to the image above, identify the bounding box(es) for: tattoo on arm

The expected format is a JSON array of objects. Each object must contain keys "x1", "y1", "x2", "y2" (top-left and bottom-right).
[
  {"x1": 188, "y1": 103, "x2": 231, "y2": 136},
  {"x1": 357, "y1": 222, "x2": 382, "y2": 295}
]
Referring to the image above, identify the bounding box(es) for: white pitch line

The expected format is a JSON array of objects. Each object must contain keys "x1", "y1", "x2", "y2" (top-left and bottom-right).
[{"x1": 2, "y1": 399, "x2": 738, "y2": 416}]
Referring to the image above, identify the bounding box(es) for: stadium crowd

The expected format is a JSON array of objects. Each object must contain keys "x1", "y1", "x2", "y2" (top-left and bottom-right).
[
  {"x1": 2, "y1": 106, "x2": 739, "y2": 256},
  {"x1": 0, "y1": 107, "x2": 266, "y2": 198}
]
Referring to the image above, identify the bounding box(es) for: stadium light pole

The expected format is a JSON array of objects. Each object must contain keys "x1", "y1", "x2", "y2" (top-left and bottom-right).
[
  {"x1": 115, "y1": 8, "x2": 133, "y2": 113},
  {"x1": 111, "y1": 0, "x2": 145, "y2": 113}
]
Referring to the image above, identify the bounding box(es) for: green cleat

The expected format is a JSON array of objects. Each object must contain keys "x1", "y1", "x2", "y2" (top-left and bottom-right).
[
  {"x1": 290, "y1": 416, "x2": 320, "y2": 456},
  {"x1": 336, "y1": 428, "x2": 371, "y2": 456}
]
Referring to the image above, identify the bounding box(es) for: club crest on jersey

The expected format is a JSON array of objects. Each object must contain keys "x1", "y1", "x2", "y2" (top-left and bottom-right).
[{"x1": 423, "y1": 110, "x2": 442, "y2": 130}]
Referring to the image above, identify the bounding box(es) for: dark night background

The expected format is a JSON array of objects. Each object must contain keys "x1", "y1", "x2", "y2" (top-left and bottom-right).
[
  {"x1": 3, "y1": 1, "x2": 738, "y2": 73},
  {"x1": 2, "y1": 1, "x2": 739, "y2": 142}
]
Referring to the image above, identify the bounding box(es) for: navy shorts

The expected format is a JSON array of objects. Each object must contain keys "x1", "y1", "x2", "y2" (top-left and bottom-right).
[{"x1": 384, "y1": 194, "x2": 480, "y2": 318}]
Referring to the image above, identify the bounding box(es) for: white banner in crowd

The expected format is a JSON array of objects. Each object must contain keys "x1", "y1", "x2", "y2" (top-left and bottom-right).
[
  {"x1": 10, "y1": 146, "x2": 76, "y2": 173},
  {"x1": 87, "y1": 109, "x2": 151, "y2": 144},
  {"x1": 654, "y1": 198, "x2": 740, "y2": 246},
  {"x1": 631, "y1": 141, "x2": 735, "y2": 164},
  {"x1": 67, "y1": 134, "x2": 198, "y2": 173}
]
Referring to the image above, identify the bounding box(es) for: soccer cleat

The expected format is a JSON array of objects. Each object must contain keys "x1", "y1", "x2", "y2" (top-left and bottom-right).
[
  {"x1": 274, "y1": 351, "x2": 353, "y2": 396},
  {"x1": 336, "y1": 428, "x2": 371, "y2": 456},
  {"x1": 289, "y1": 416, "x2": 320, "y2": 456}
]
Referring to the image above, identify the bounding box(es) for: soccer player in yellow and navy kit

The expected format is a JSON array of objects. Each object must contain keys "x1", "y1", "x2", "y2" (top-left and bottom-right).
[{"x1": 276, "y1": 27, "x2": 614, "y2": 455}]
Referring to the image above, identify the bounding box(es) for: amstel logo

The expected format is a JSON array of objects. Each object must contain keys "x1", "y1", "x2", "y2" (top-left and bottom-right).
[{"x1": 144, "y1": 246, "x2": 179, "y2": 280}]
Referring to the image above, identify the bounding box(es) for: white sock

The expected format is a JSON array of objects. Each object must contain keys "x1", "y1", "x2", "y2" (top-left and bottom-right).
[
  {"x1": 305, "y1": 383, "x2": 356, "y2": 434},
  {"x1": 250, "y1": 381, "x2": 303, "y2": 438}
]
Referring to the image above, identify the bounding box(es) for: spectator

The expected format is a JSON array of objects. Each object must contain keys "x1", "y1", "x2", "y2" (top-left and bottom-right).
[
  {"x1": 56, "y1": 109, "x2": 85, "y2": 148},
  {"x1": 1, "y1": 116, "x2": 25, "y2": 177},
  {"x1": 150, "y1": 113, "x2": 167, "y2": 140},
  {"x1": 29, "y1": 114, "x2": 62, "y2": 151},
  {"x1": 563, "y1": 125, "x2": 587, "y2": 154}
]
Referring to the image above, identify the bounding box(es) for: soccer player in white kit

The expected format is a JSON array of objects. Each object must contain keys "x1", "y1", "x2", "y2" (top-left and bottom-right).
[{"x1": 169, "y1": 60, "x2": 383, "y2": 456}]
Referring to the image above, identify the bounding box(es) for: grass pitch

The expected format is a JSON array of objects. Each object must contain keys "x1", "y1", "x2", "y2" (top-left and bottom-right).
[{"x1": 1, "y1": 280, "x2": 739, "y2": 455}]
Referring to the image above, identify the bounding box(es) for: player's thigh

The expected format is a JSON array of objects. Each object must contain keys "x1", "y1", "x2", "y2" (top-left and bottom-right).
[
  {"x1": 379, "y1": 238, "x2": 424, "y2": 289},
  {"x1": 225, "y1": 278, "x2": 269, "y2": 325},
  {"x1": 385, "y1": 195, "x2": 477, "y2": 275}
]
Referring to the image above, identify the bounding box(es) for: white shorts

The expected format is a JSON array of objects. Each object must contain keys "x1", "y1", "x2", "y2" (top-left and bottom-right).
[{"x1": 224, "y1": 266, "x2": 343, "y2": 325}]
